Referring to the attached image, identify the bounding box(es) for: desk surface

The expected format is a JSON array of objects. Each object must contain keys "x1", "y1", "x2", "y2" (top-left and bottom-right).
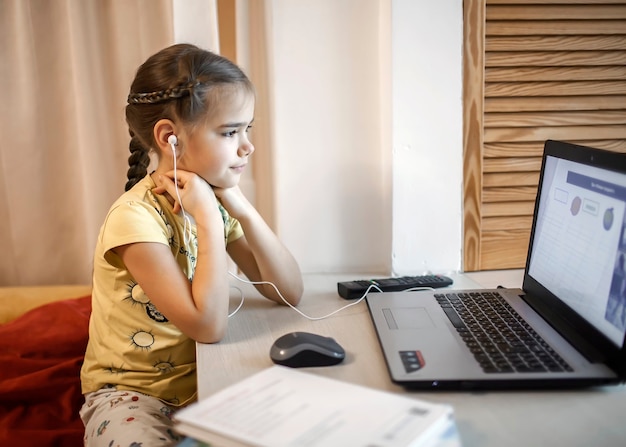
[{"x1": 196, "y1": 271, "x2": 626, "y2": 447}]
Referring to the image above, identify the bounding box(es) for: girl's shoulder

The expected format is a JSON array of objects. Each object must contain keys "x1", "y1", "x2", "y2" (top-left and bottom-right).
[
  {"x1": 107, "y1": 175, "x2": 164, "y2": 214},
  {"x1": 102, "y1": 175, "x2": 168, "y2": 230},
  {"x1": 113, "y1": 174, "x2": 155, "y2": 203}
]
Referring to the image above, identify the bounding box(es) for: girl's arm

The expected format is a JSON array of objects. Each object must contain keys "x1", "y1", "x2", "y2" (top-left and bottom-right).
[
  {"x1": 115, "y1": 172, "x2": 232, "y2": 344},
  {"x1": 218, "y1": 186, "x2": 303, "y2": 306}
]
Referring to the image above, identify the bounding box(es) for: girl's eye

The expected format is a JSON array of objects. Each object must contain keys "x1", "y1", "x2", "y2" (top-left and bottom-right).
[{"x1": 222, "y1": 124, "x2": 252, "y2": 137}]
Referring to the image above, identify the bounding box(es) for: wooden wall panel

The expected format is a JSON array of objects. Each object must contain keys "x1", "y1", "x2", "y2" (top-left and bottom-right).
[
  {"x1": 463, "y1": 0, "x2": 626, "y2": 271},
  {"x1": 481, "y1": 229, "x2": 531, "y2": 270},
  {"x1": 462, "y1": 0, "x2": 486, "y2": 272}
]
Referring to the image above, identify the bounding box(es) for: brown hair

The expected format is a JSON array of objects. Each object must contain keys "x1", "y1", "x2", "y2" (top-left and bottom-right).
[{"x1": 124, "y1": 44, "x2": 254, "y2": 191}]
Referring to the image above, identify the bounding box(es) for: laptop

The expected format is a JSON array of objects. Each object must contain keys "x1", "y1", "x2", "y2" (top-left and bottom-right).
[{"x1": 366, "y1": 140, "x2": 626, "y2": 389}]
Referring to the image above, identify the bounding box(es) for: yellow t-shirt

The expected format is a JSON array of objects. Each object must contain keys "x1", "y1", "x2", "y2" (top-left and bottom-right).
[{"x1": 80, "y1": 174, "x2": 243, "y2": 406}]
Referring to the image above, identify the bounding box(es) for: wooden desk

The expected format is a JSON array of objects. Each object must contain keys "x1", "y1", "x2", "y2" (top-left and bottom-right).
[{"x1": 196, "y1": 271, "x2": 626, "y2": 447}]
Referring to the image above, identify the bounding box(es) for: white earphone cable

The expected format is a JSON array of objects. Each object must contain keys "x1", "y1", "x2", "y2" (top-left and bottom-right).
[
  {"x1": 228, "y1": 285, "x2": 245, "y2": 317},
  {"x1": 227, "y1": 271, "x2": 436, "y2": 320},
  {"x1": 170, "y1": 140, "x2": 193, "y2": 245},
  {"x1": 166, "y1": 136, "x2": 435, "y2": 319}
]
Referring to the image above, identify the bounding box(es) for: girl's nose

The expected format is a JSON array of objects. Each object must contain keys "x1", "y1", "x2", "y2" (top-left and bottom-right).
[{"x1": 239, "y1": 141, "x2": 254, "y2": 156}]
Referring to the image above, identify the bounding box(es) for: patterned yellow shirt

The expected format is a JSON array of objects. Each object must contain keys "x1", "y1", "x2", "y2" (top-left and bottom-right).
[{"x1": 80, "y1": 174, "x2": 242, "y2": 406}]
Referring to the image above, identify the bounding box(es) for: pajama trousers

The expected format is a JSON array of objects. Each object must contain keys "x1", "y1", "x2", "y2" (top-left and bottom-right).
[{"x1": 80, "y1": 387, "x2": 183, "y2": 447}]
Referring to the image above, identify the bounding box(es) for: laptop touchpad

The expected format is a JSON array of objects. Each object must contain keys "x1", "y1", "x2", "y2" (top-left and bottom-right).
[{"x1": 383, "y1": 307, "x2": 435, "y2": 330}]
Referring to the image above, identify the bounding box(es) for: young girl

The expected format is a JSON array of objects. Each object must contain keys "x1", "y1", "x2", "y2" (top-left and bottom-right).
[{"x1": 80, "y1": 44, "x2": 303, "y2": 446}]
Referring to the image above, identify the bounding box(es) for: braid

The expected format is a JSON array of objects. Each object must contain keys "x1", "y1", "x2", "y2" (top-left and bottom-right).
[
  {"x1": 127, "y1": 81, "x2": 200, "y2": 105},
  {"x1": 125, "y1": 132, "x2": 151, "y2": 191}
]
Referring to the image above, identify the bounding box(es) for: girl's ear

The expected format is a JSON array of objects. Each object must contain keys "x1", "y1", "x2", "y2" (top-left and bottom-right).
[{"x1": 153, "y1": 119, "x2": 178, "y2": 156}]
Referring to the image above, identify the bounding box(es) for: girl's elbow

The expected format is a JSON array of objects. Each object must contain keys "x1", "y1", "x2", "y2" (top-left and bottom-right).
[
  {"x1": 284, "y1": 283, "x2": 304, "y2": 306},
  {"x1": 267, "y1": 286, "x2": 302, "y2": 307},
  {"x1": 190, "y1": 322, "x2": 227, "y2": 344},
  {"x1": 197, "y1": 335, "x2": 223, "y2": 344},
  {"x1": 290, "y1": 295, "x2": 303, "y2": 307},
  {"x1": 195, "y1": 331, "x2": 225, "y2": 344}
]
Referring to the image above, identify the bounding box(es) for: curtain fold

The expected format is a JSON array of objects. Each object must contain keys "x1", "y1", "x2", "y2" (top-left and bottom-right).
[{"x1": 0, "y1": 0, "x2": 174, "y2": 286}]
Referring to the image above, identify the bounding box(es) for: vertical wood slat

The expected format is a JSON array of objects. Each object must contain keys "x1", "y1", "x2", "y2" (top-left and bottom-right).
[
  {"x1": 463, "y1": 0, "x2": 485, "y2": 271},
  {"x1": 217, "y1": 0, "x2": 237, "y2": 62}
]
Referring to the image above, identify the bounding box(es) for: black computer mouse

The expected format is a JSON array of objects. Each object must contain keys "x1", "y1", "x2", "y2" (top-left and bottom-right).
[{"x1": 269, "y1": 331, "x2": 346, "y2": 368}]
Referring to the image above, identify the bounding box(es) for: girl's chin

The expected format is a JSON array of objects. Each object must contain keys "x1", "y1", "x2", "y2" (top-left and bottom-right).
[
  {"x1": 198, "y1": 173, "x2": 232, "y2": 188},
  {"x1": 207, "y1": 178, "x2": 239, "y2": 189}
]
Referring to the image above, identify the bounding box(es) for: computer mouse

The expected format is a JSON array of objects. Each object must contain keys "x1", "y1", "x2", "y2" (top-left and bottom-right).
[{"x1": 269, "y1": 331, "x2": 346, "y2": 368}]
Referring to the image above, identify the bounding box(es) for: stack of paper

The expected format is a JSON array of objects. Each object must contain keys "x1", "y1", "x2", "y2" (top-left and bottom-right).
[{"x1": 174, "y1": 365, "x2": 460, "y2": 447}]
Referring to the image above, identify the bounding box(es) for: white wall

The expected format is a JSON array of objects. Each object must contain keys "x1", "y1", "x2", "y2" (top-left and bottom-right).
[
  {"x1": 390, "y1": 0, "x2": 464, "y2": 275},
  {"x1": 175, "y1": 0, "x2": 464, "y2": 276},
  {"x1": 172, "y1": 0, "x2": 219, "y2": 52},
  {"x1": 266, "y1": 0, "x2": 464, "y2": 275},
  {"x1": 267, "y1": 0, "x2": 392, "y2": 274}
]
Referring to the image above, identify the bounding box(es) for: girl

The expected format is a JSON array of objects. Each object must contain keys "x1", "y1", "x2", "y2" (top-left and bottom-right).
[{"x1": 80, "y1": 44, "x2": 303, "y2": 446}]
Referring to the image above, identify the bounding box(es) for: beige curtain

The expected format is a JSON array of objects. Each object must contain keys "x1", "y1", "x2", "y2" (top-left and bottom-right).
[{"x1": 0, "y1": 0, "x2": 173, "y2": 286}]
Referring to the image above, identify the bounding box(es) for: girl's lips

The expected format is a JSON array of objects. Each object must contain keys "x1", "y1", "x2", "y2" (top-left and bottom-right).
[{"x1": 231, "y1": 164, "x2": 247, "y2": 173}]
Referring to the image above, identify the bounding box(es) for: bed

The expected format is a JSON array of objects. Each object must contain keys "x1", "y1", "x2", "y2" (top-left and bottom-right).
[{"x1": 0, "y1": 285, "x2": 92, "y2": 447}]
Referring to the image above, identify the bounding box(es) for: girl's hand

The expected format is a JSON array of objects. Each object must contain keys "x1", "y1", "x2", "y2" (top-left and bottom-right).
[
  {"x1": 212, "y1": 185, "x2": 253, "y2": 220},
  {"x1": 153, "y1": 170, "x2": 219, "y2": 219}
]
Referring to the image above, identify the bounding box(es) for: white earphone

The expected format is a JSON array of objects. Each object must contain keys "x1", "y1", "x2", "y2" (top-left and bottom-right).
[{"x1": 168, "y1": 134, "x2": 178, "y2": 151}]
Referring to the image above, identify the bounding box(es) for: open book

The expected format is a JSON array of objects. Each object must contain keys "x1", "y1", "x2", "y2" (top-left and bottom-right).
[{"x1": 174, "y1": 365, "x2": 459, "y2": 447}]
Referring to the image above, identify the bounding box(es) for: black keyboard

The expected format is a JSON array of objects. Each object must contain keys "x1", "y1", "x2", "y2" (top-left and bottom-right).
[{"x1": 436, "y1": 291, "x2": 573, "y2": 374}]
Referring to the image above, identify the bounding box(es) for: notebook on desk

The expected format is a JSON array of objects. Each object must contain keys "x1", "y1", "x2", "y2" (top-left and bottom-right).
[{"x1": 367, "y1": 140, "x2": 626, "y2": 389}]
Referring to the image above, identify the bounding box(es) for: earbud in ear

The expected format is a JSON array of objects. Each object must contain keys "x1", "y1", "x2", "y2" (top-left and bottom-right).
[{"x1": 168, "y1": 134, "x2": 178, "y2": 147}]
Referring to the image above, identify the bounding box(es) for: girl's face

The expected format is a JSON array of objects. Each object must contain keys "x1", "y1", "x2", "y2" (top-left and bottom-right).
[{"x1": 178, "y1": 88, "x2": 255, "y2": 189}]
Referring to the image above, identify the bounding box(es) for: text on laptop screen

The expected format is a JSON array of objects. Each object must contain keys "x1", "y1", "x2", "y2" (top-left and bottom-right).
[{"x1": 528, "y1": 155, "x2": 626, "y2": 347}]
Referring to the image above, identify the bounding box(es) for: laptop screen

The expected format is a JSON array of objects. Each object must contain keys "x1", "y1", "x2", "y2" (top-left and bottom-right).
[{"x1": 528, "y1": 147, "x2": 626, "y2": 348}]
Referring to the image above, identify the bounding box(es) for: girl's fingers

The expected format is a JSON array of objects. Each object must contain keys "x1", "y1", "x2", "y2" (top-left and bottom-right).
[{"x1": 152, "y1": 175, "x2": 182, "y2": 213}]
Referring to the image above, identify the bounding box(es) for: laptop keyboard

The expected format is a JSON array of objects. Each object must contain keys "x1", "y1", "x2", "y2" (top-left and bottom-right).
[{"x1": 436, "y1": 291, "x2": 573, "y2": 374}]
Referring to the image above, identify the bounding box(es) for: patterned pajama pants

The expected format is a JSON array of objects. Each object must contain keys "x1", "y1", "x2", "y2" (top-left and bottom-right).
[{"x1": 80, "y1": 387, "x2": 183, "y2": 447}]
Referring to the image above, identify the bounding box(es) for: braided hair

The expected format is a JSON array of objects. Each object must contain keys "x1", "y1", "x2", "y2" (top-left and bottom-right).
[{"x1": 124, "y1": 44, "x2": 254, "y2": 191}]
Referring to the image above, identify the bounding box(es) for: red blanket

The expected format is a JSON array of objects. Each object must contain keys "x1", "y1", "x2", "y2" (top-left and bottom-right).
[{"x1": 0, "y1": 295, "x2": 91, "y2": 447}]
